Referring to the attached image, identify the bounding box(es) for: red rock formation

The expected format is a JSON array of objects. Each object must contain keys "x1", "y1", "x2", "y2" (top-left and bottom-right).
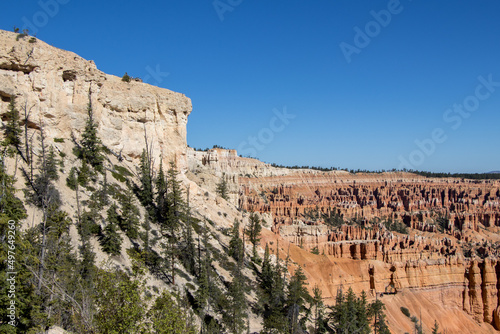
[{"x1": 239, "y1": 171, "x2": 500, "y2": 331}]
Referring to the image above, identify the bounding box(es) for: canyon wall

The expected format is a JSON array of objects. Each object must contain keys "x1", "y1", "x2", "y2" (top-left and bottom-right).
[
  {"x1": 0, "y1": 30, "x2": 191, "y2": 169},
  {"x1": 240, "y1": 169, "x2": 500, "y2": 332},
  {"x1": 187, "y1": 148, "x2": 500, "y2": 331}
]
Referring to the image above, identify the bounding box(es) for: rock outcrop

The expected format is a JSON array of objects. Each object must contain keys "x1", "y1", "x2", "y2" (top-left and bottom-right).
[{"x1": 0, "y1": 30, "x2": 191, "y2": 169}]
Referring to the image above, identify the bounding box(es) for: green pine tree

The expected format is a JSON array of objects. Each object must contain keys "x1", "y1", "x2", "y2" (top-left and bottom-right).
[
  {"x1": 311, "y1": 285, "x2": 327, "y2": 334},
  {"x1": 166, "y1": 161, "x2": 185, "y2": 234},
  {"x1": 369, "y1": 299, "x2": 390, "y2": 334},
  {"x1": 0, "y1": 155, "x2": 27, "y2": 221},
  {"x1": 330, "y1": 288, "x2": 371, "y2": 334},
  {"x1": 119, "y1": 188, "x2": 140, "y2": 239},
  {"x1": 0, "y1": 157, "x2": 40, "y2": 332},
  {"x1": 261, "y1": 243, "x2": 288, "y2": 333},
  {"x1": 286, "y1": 266, "x2": 309, "y2": 333},
  {"x1": 164, "y1": 161, "x2": 186, "y2": 284},
  {"x1": 432, "y1": 320, "x2": 440, "y2": 334},
  {"x1": 216, "y1": 173, "x2": 229, "y2": 200},
  {"x1": 3, "y1": 97, "x2": 22, "y2": 156},
  {"x1": 137, "y1": 148, "x2": 154, "y2": 213},
  {"x1": 180, "y1": 194, "x2": 196, "y2": 276},
  {"x1": 79, "y1": 99, "x2": 104, "y2": 171},
  {"x1": 228, "y1": 219, "x2": 244, "y2": 263},
  {"x1": 225, "y1": 261, "x2": 248, "y2": 334},
  {"x1": 155, "y1": 159, "x2": 167, "y2": 226},
  {"x1": 246, "y1": 213, "x2": 262, "y2": 261},
  {"x1": 100, "y1": 205, "x2": 123, "y2": 255},
  {"x1": 196, "y1": 224, "x2": 212, "y2": 314},
  {"x1": 66, "y1": 167, "x2": 79, "y2": 190}
]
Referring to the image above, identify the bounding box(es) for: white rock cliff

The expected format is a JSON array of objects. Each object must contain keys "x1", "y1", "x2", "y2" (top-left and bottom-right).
[{"x1": 0, "y1": 29, "x2": 192, "y2": 169}]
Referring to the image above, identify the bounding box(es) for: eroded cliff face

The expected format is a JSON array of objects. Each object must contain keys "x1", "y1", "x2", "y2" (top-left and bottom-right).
[
  {"x1": 187, "y1": 148, "x2": 500, "y2": 332},
  {"x1": 0, "y1": 30, "x2": 191, "y2": 169},
  {"x1": 239, "y1": 169, "x2": 500, "y2": 332}
]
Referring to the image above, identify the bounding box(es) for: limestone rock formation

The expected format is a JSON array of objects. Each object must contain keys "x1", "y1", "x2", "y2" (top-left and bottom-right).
[{"x1": 0, "y1": 29, "x2": 191, "y2": 169}]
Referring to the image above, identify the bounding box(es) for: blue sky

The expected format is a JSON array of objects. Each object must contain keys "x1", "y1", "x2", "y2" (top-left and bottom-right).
[{"x1": 2, "y1": 1, "x2": 500, "y2": 173}]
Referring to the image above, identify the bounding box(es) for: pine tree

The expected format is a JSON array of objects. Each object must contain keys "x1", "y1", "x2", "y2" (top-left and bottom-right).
[
  {"x1": 216, "y1": 173, "x2": 229, "y2": 200},
  {"x1": 261, "y1": 242, "x2": 288, "y2": 333},
  {"x1": 432, "y1": 320, "x2": 440, "y2": 334},
  {"x1": 286, "y1": 266, "x2": 309, "y2": 333},
  {"x1": 0, "y1": 155, "x2": 27, "y2": 221},
  {"x1": 24, "y1": 129, "x2": 61, "y2": 210},
  {"x1": 0, "y1": 157, "x2": 39, "y2": 333},
  {"x1": 330, "y1": 288, "x2": 371, "y2": 334},
  {"x1": 166, "y1": 161, "x2": 185, "y2": 234},
  {"x1": 229, "y1": 219, "x2": 244, "y2": 263},
  {"x1": 226, "y1": 260, "x2": 248, "y2": 334},
  {"x1": 356, "y1": 290, "x2": 371, "y2": 334},
  {"x1": 331, "y1": 288, "x2": 348, "y2": 332},
  {"x1": 260, "y1": 244, "x2": 273, "y2": 293},
  {"x1": 100, "y1": 204, "x2": 123, "y2": 255},
  {"x1": 66, "y1": 167, "x2": 79, "y2": 191},
  {"x1": 137, "y1": 148, "x2": 154, "y2": 213},
  {"x1": 45, "y1": 146, "x2": 59, "y2": 181},
  {"x1": 246, "y1": 213, "x2": 262, "y2": 261},
  {"x1": 180, "y1": 192, "x2": 196, "y2": 275},
  {"x1": 80, "y1": 99, "x2": 103, "y2": 171},
  {"x1": 77, "y1": 158, "x2": 92, "y2": 187},
  {"x1": 411, "y1": 315, "x2": 423, "y2": 334},
  {"x1": 139, "y1": 212, "x2": 159, "y2": 268},
  {"x1": 369, "y1": 299, "x2": 390, "y2": 334},
  {"x1": 3, "y1": 97, "x2": 22, "y2": 156},
  {"x1": 196, "y1": 224, "x2": 212, "y2": 314},
  {"x1": 311, "y1": 285, "x2": 327, "y2": 334},
  {"x1": 22, "y1": 127, "x2": 64, "y2": 295},
  {"x1": 32, "y1": 207, "x2": 76, "y2": 328},
  {"x1": 164, "y1": 161, "x2": 185, "y2": 284},
  {"x1": 119, "y1": 188, "x2": 140, "y2": 239},
  {"x1": 155, "y1": 159, "x2": 167, "y2": 226},
  {"x1": 1, "y1": 228, "x2": 41, "y2": 332},
  {"x1": 78, "y1": 211, "x2": 96, "y2": 282}
]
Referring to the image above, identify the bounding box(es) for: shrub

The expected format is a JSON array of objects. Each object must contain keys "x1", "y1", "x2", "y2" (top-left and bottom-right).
[
  {"x1": 401, "y1": 306, "x2": 411, "y2": 318},
  {"x1": 111, "y1": 171, "x2": 127, "y2": 183},
  {"x1": 122, "y1": 72, "x2": 131, "y2": 83},
  {"x1": 384, "y1": 219, "x2": 409, "y2": 234},
  {"x1": 114, "y1": 165, "x2": 133, "y2": 177}
]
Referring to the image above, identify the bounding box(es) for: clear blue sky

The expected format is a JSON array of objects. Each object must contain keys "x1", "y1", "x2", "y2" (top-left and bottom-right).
[{"x1": 2, "y1": 1, "x2": 500, "y2": 173}]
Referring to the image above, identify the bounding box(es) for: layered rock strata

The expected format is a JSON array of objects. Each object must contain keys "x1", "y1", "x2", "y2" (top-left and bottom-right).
[{"x1": 239, "y1": 171, "x2": 500, "y2": 330}]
